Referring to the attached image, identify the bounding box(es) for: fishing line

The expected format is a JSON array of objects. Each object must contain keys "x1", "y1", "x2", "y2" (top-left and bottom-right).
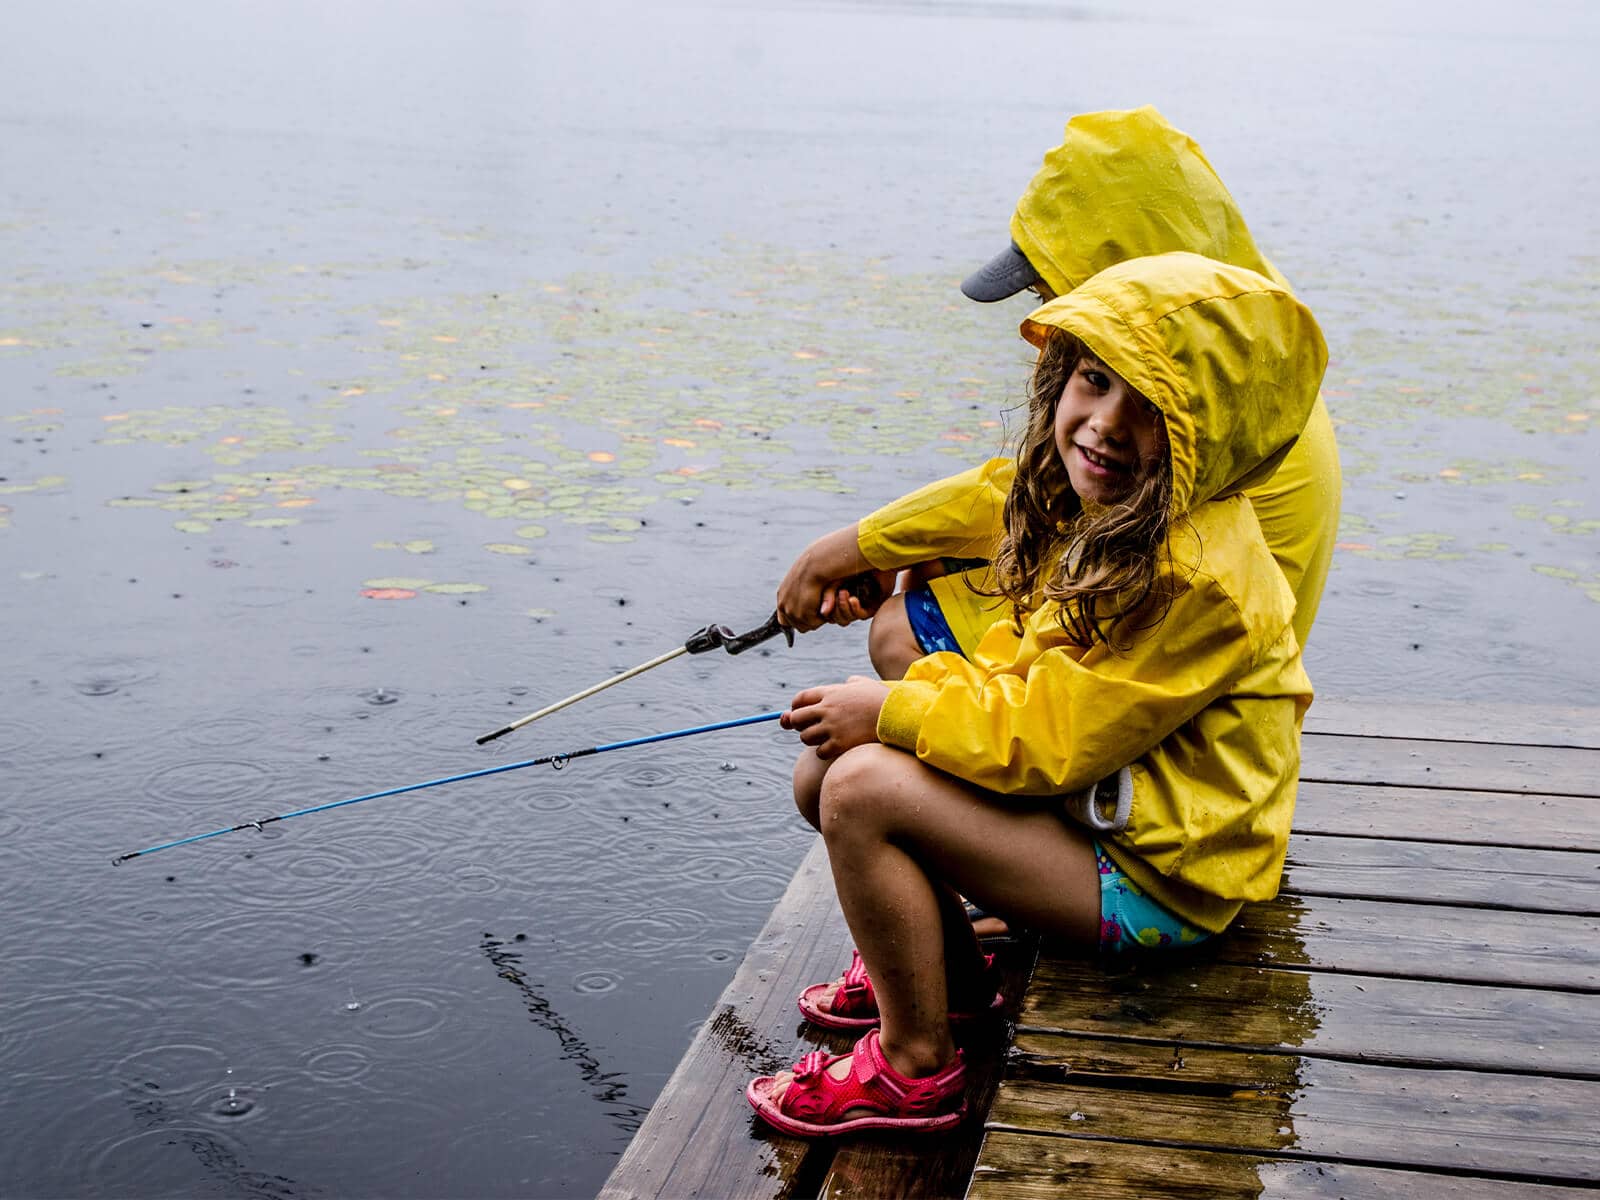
[{"x1": 113, "y1": 710, "x2": 785, "y2": 865}]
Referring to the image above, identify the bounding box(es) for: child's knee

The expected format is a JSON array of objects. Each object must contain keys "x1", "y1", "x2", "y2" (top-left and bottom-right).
[
  {"x1": 816, "y1": 744, "x2": 903, "y2": 830},
  {"x1": 868, "y1": 595, "x2": 922, "y2": 680}
]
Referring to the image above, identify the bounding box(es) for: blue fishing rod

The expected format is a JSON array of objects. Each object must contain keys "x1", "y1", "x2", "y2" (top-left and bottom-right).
[{"x1": 113, "y1": 711, "x2": 785, "y2": 865}]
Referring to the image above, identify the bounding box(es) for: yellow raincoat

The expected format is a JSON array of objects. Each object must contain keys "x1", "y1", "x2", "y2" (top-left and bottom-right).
[
  {"x1": 876, "y1": 253, "x2": 1326, "y2": 931},
  {"x1": 858, "y1": 106, "x2": 1341, "y2": 652}
]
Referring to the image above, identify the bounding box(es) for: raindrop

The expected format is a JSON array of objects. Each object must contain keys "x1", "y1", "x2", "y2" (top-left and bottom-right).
[
  {"x1": 213, "y1": 1088, "x2": 255, "y2": 1118},
  {"x1": 345, "y1": 986, "x2": 361, "y2": 1013},
  {"x1": 719, "y1": 761, "x2": 737, "y2": 772}
]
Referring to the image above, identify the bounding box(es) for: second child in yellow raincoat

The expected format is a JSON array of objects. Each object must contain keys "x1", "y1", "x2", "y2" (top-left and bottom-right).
[
  {"x1": 747, "y1": 251, "x2": 1326, "y2": 1138},
  {"x1": 777, "y1": 106, "x2": 1341, "y2": 667}
]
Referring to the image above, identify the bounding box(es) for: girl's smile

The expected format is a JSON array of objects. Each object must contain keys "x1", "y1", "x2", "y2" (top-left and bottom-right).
[{"x1": 1054, "y1": 355, "x2": 1163, "y2": 504}]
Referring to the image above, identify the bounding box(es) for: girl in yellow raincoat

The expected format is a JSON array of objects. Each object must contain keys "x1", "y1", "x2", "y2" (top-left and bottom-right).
[{"x1": 746, "y1": 250, "x2": 1326, "y2": 1137}]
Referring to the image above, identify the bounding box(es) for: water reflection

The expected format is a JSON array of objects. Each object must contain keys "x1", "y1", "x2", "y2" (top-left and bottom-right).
[{"x1": 479, "y1": 933, "x2": 650, "y2": 1134}]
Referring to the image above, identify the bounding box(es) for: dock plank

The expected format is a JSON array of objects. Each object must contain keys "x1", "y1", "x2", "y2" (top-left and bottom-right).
[
  {"x1": 969, "y1": 1133, "x2": 1598, "y2": 1199},
  {"x1": 1220, "y1": 895, "x2": 1600, "y2": 991},
  {"x1": 988, "y1": 1037, "x2": 1600, "y2": 1183},
  {"x1": 1300, "y1": 732, "x2": 1600, "y2": 796},
  {"x1": 1292, "y1": 780, "x2": 1597, "y2": 851},
  {"x1": 1303, "y1": 698, "x2": 1600, "y2": 750},
  {"x1": 1282, "y1": 834, "x2": 1600, "y2": 913},
  {"x1": 1019, "y1": 956, "x2": 1599, "y2": 1078}
]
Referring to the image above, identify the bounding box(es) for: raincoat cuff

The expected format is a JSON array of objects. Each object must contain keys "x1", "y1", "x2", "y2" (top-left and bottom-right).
[{"x1": 877, "y1": 680, "x2": 938, "y2": 751}]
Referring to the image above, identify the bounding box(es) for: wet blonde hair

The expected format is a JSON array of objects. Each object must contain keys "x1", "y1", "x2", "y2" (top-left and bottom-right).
[{"x1": 985, "y1": 331, "x2": 1176, "y2": 650}]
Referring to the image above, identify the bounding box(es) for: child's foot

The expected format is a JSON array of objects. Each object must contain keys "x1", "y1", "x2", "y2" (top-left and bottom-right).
[
  {"x1": 747, "y1": 1029, "x2": 966, "y2": 1137},
  {"x1": 797, "y1": 949, "x2": 1003, "y2": 1031}
]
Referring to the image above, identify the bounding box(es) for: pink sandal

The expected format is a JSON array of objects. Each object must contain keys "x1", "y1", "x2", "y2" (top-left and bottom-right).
[
  {"x1": 797, "y1": 949, "x2": 1003, "y2": 1031},
  {"x1": 746, "y1": 1028, "x2": 967, "y2": 1136}
]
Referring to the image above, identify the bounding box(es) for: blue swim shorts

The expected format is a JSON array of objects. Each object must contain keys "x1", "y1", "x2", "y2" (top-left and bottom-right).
[
  {"x1": 905, "y1": 584, "x2": 963, "y2": 655},
  {"x1": 1095, "y1": 843, "x2": 1211, "y2": 953}
]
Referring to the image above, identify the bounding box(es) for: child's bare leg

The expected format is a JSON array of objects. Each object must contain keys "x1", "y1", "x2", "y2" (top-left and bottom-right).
[
  {"x1": 765, "y1": 744, "x2": 1099, "y2": 1108},
  {"x1": 796, "y1": 745, "x2": 985, "y2": 1022},
  {"x1": 792, "y1": 747, "x2": 829, "y2": 830},
  {"x1": 867, "y1": 592, "x2": 923, "y2": 681},
  {"x1": 819, "y1": 745, "x2": 1098, "y2": 1069}
]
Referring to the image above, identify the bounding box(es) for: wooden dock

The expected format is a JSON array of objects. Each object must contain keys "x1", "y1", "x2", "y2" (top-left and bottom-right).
[{"x1": 600, "y1": 701, "x2": 1600, "y2": 1198}]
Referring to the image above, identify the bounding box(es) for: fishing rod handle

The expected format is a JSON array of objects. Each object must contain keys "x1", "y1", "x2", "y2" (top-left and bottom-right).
[{"x1": 692, "y1": 569, "x2": 885, "y2": 656}]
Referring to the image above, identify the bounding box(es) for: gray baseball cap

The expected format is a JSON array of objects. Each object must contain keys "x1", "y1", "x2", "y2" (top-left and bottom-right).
[{"x1": 960, "y1": 240, "x2": 1042, "y2": 302}]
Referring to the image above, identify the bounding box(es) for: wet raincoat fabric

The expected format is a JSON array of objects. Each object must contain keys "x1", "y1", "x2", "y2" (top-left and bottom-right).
[
  {"x1": 857, "y1": 106, "x2": 1341, "y2": 652},
  {"x1": 875, "y1": 252, "x2": 1326, "y2": 931}
]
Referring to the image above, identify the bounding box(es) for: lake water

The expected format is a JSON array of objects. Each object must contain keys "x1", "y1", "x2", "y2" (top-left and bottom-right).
[{"x1": 2, "y1": 1, "x2": 1596, "y2": 1196}]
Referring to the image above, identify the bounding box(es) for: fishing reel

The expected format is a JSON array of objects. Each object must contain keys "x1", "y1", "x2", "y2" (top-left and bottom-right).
[{"x1": 684, "y1": 615, "x2": 795, "y2": 657}]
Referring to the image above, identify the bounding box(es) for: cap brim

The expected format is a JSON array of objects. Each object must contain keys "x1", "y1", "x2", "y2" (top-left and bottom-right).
[{"x1": 960, "y1": 241, "x2": 1041, "y2": 302}]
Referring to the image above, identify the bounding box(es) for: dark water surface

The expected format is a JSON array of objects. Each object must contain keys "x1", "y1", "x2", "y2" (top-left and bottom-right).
[{"x1": 3, "y1": 1, "x2": 1596, "y2": 1196}]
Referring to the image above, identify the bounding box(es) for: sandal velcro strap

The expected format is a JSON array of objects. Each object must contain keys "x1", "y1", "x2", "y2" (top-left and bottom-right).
[
  {"x1": 798, "y1": 950, "x2": 1003, "y2": 1031},
  {"x1": 833, "y1": 950, "x2": 876, "y2": 1014},
  {"x1": 745, "y1": 1029, "x2": 968, "y2": 1137}
]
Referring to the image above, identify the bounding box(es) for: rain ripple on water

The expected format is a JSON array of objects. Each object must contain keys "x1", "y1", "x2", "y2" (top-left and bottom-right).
[
  {"x1": 67, "y1": 656, "x2": 158, "y2": 698},
  {"x1": 184, "y1": 829, "x2": 438, "y2": 913},
  {"x1": 142, "y1": 758, "x2": 278, "y2": 809}
]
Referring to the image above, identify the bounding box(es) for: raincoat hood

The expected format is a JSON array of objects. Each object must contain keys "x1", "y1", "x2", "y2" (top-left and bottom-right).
[
  {"x1": 1010, "y1": 106, "x2": 1290, "y2": 296},
  {"x1": 1021, "y1": 252, "x2": 1327, "y2": 517}
]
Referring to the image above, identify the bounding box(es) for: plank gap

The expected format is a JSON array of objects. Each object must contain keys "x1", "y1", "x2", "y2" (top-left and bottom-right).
[
  {"x1": 1286, "y1": 826, "x2": 1590, "y2": 854},
  {"x1": 1308, "y1": 730, "x2": 1597, "y2": 753},
  {"x1": 1199, "y1": 958, "x2": 1600, "y2": 996},
  {"x1": 1298, "y1": 774, "x2": 1600, "y2": 800}
]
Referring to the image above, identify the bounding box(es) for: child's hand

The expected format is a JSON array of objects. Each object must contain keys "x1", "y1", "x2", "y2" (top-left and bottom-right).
[
  {"x1": 819, "y1": 568, "x2": 898, "y2": 627},
  {"x1": 780, "y1": 676, "x2": 891, "y2": 758},
  {"x1": 777, "y1": 525, "x2": 870, "y2": 632}
]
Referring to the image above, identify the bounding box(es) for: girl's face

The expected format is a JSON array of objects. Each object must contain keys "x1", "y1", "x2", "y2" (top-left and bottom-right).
[{"x1": 1053, "y1": 354, "x2": 1164, "y2": 505}]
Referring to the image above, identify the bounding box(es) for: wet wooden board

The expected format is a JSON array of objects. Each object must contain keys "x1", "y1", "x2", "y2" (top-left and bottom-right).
[
  {"x1": 1304, "y1": 698, "x2": 1600, "y2": 750},
  {"x1": 1282, "y1": 833, "x2": 1600, "y2": 913},
  {"x1": 1020, "y1": 957, "x2": 1600, "y2": 1078},
  {"x1": 972, "y1": 705, "x2": 1600, "y2": 1199},
  {"x1": 1218, "y1": 894, "x2": 1600, "y2": 991},
  {"x1": 986, "y1": 1036, "x2": 1600, "y2": 1183},
  {"x1": 1290, "y1": 782, "x2": 1599, "y2": 852},
  {"x1": 1300, "y1": 732, "x2": 1600, "y2": 796},
  {"x1": 968, "y1": 1133, "x2": 1598, "y2": 1199}
]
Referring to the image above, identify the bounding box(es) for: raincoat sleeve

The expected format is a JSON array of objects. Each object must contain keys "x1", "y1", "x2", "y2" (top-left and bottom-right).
[
  {"x1": 856, "y1": 458, "x2": 1014, "y2": 569},
  {"x1": 875, "y1": 569, "x2": 1259, "y2": 796}
]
